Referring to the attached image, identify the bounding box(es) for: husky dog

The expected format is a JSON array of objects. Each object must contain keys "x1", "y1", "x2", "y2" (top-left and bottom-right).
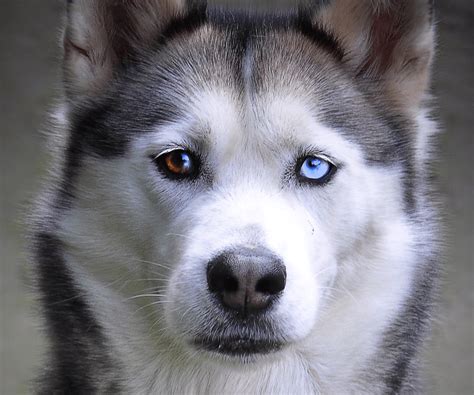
[{"x1": 32, "y1": 0, "x2": 440, "y2": 393}]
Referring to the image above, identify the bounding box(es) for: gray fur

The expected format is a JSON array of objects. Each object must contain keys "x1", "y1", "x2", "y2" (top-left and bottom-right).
[{"x1": 32, "y1": 0, "x2": 439, "y2": 393}]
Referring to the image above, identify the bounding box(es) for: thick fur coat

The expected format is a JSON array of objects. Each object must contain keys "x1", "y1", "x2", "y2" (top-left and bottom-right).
[{"x1": 32, "y1": 0, "x2": 440, "y2": 393}]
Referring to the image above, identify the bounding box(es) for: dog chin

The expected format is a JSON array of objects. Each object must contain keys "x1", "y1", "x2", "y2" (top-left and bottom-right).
[{"x1": 191, "y1": 336, "x2": 287, "y2": 362}]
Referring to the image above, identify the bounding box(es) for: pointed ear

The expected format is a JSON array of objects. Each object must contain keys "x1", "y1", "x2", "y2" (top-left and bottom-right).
[
  {"x1": 63, "y1": 0, "x2": 199, "y2": 98},
  {"x1": 311, "y1": 0, "x2": 435, "y2": 111}
]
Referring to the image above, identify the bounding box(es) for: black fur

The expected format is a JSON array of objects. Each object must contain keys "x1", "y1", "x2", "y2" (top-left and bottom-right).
[
  {"x1": 159, "y1": 1, "x2": 208, "y2": 45},
  {"x1": 34, "y1": 233, "x2": 122, "y2": 393},
  {"x1": 380, "y1": 254, "x2": 440, "y2": 393},
  {"x1": 35, "y1": 1, "x2": 437, "y2": 392},
  {"x1": 294, "y1": 8, "x2": 345, "y2": 61},
  {"x1": 207, "y1": 8, "x2": 344, "y2": 62}
]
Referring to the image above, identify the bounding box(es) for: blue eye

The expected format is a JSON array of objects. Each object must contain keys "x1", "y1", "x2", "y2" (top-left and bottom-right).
[{"x1": 298, "y1": 156, "x2": 335, "y2": 184}]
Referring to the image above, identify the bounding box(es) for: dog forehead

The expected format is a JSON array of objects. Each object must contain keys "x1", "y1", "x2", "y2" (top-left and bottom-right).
[
  {"x1": 146, "y1": 25, "x2": 398, "y2": 156},
  {"x1": 163, "y1": 27, "x2": 413, "y2": 169},
  {"x1": 146, "y1": 27, "x2": 346, "y2": 146},
  {"x1": 72, "y1": 17, "x2": 410, "y2": 170},
  {"x1": 155, "y1": 24, "x2": 345, "y2": 107}
]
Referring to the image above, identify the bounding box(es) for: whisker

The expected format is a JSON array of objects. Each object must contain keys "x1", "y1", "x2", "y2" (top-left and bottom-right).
[
  {"x1": 133, "y1": 300, "x2": 173, "y2": 314},
  {"x1": 131, "y1": 258, "x2": 172, "y2": 271},
  {"x1": 126, "y1": 293, "x2": 167, "y2": 301},
  {"x1": 319, "y1": 285, "x2": 360, "y2": 307},
  {"x1": 314, "y1": 266, "x2": 334, "y2": 277},
  {"x1": 47, "y1": 266, "x2": 141, "y2": 306},
  {"x1": 164, "y1": 233, "x2": 193, "y2": 240},
  {"x1": 339, "y1": 284, "x2": 360, "y2": 307},
  {"x1": 149, "y1": 316, "x2": 166, "y2": 334}
]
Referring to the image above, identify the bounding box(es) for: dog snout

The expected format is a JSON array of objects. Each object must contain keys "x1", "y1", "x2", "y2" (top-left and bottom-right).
[{"x1": 206, "y1": 247, "x2": 286, "y2": 316}]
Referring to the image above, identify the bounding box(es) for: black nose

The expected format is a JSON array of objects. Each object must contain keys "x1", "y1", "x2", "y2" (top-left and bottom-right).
[{"x1": 206, "y1": 248, "x2": 286, "y2": 316}]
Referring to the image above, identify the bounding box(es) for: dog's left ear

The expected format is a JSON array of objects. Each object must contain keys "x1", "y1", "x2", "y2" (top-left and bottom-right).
[
  {"x1": 63, "y1": 0, "x2": 206, "y2": 99},
  {"x1": 311, "y1": 0, "x2": 435, "y2": 111}
]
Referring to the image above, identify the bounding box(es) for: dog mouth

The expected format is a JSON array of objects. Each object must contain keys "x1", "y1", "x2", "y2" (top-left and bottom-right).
[{"x1": 193, "y1": 336, "x2": 284, "y2": 356}]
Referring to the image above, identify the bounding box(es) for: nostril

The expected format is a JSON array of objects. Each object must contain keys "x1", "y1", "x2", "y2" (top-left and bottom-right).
[
  {"x1": 222, "y1": 275, "x2": 239, "y2": 293},
  {"x1": 207, "y1": 258, "x2": 239, "y2": 294},
  {"x1": 207, "y1": 249, "x2": 286, "y2": 315},
  {"x1": 255, "y1": 269, "x2": 286, "y2": 296}
]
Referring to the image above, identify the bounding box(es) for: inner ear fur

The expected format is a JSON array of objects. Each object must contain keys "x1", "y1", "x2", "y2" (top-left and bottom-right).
[
  {"x1": 312, "y1": 0, "x2": 435, "y2": 111},
  {"x1": 63, "y1": 0, "x2": 190, "y2": 98}
]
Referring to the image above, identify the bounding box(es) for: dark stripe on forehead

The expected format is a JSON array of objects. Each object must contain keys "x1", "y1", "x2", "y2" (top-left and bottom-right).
[
  {"x1": 293, "y1": 9, "x2": 345, "y2": 62},
  {"x1": 159, "y1": 1, "x2": 208, "y2": 45},
  {"x1": 207, "y1": 8, "x2": 344, "y2": 62}
]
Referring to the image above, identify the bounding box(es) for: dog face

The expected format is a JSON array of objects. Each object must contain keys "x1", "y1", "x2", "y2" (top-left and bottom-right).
[{"x1": 57, "y1": 0, "x2": 434, "y2": 362}]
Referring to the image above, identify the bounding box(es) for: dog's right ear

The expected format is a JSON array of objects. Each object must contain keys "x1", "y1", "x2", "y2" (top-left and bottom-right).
[
  {"x1": 63, "y1": 0, "x2": 204, "y2": 99},
  {"x1": 307, "y1": 0, "x2": 435, "y2": 112}
]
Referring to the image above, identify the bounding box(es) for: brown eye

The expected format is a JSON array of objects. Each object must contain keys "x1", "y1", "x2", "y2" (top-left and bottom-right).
[{"x1": 153, "y1": 150, "x2": 199, "y2": 180}]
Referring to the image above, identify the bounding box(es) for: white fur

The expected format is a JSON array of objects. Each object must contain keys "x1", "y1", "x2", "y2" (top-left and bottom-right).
[
  {"x1": 55, "y1": 89, "x2": 425, "y2": 393},
  {"x1": 31, "y1": 0, "x2": 440, "y2": 391}
]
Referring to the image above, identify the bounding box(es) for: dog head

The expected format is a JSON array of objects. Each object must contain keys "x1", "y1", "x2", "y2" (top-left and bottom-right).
[{"x1": 58, "y1": 0, "x2": 435, "y2": 362}]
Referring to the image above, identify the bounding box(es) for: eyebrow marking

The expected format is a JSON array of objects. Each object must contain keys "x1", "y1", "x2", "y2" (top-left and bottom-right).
[
  {"x1": 159, "y1": 3, "x2": 208, "y2": 45},
  {"x1": 294, "y1": 10, "x2": 345, "y2": 62}
]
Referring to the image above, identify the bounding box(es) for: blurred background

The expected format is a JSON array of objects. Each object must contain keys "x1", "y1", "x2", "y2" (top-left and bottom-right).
[{"x1": 1, "y1": 0, "x2": 472, "y2": 393}]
